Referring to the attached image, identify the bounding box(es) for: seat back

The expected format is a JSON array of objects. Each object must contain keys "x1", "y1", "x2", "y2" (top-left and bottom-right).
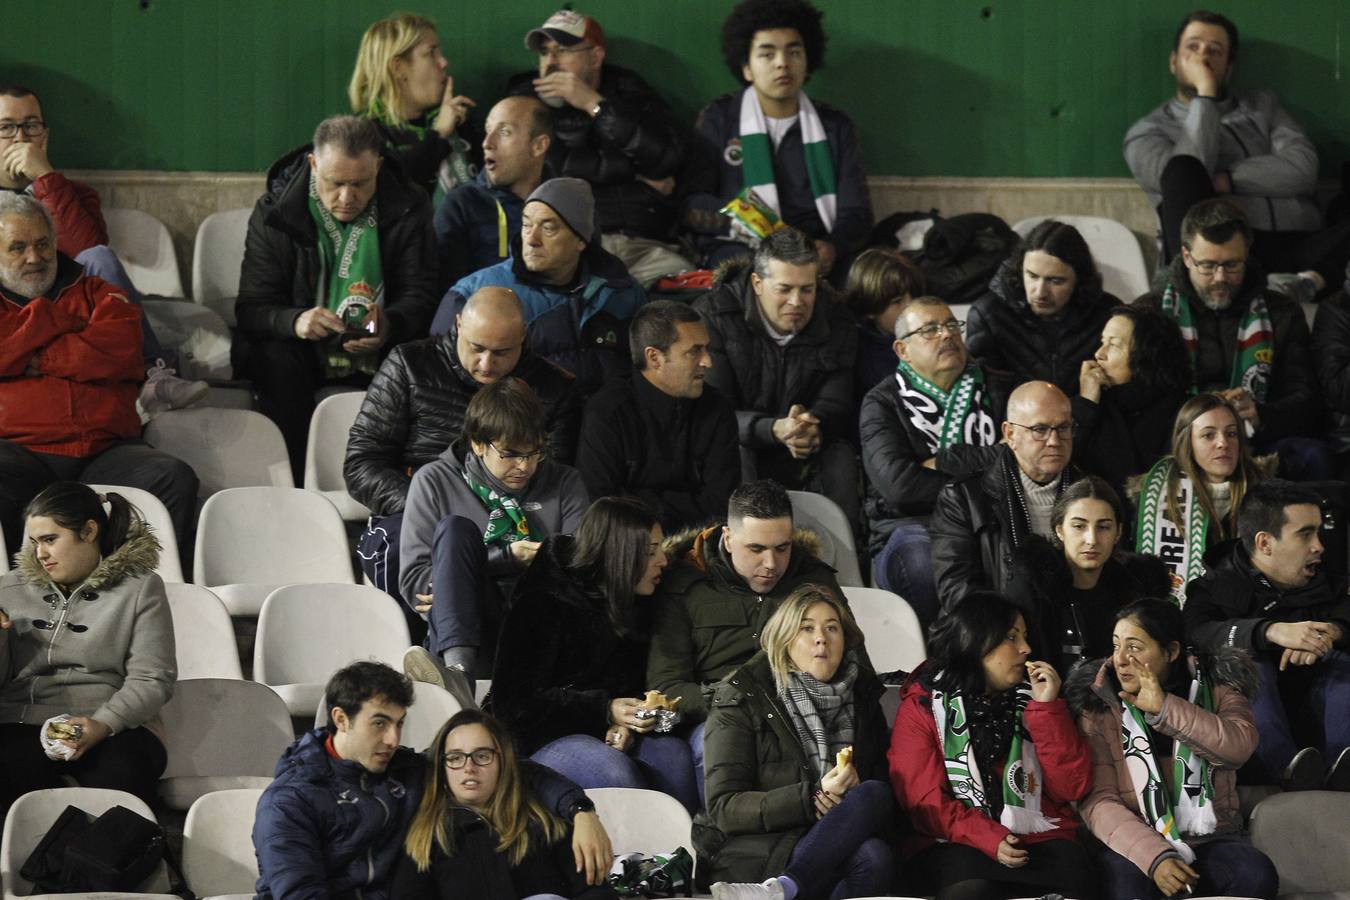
[
  {"x1": 181, "y1": 788, "x2": 265, "y2": 898},
  {"x1": 104, "y1": 207, "x2": 184, "y2": 298},
  {"x1": 0, "y1": 787, "x2": 171, "y2": 897},
  {"x1": 842, "y1": 586, "x2": 926, "y2": 674},
  {"x1": 85, "y1": 483, "x2": 184, "y2": 583},
  {"x1": 585, "y1": 788, "x2": 695, "y2": 872},
  {"x1": 402, "y1": 681, "x2": 464, "y2": 752},
  {"x1": 191, "y1": 207, "x2": 252, "y2": 316},
  {"x1": 0, "y1": 528, "x2": 8, "y2": 574},
  {"x1": 158, "y1": 678, "x2": 293, "y2": 810},
  {"x1": 1011, "y1": 215, "x2": 1150, "y2": 301},
  {"x1": 787, "y1": 490, "x2": 864, "y2": 587},
  {"x1": 1249, "y1": 790, "x2": 1350, "y2": 894},
  {"x1": 164, "y1": 584, "x2": 243, "y2": 679},
  {"x1": 193, "y1": 487, "x2": 352, "y2": 588},
  {"x1": 303, "y1": 391, "x2": 371, "y2": 520},
  {"x1": 145, "y1": 407, "x2": 293, "y2": 498},
  {"x1": 254, "y1": 583, "x2": 411, "y2": 689}
]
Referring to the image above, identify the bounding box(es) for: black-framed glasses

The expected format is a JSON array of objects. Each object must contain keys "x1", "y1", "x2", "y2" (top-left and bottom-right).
[
  {"x1": 442, "y1": 748, "x2": 498, "y2": 769},
  {"x1": 899, "y1": 320, "x2": 964, "y2": 341},
  {"x1": 0, "y1": 120, "x2": 47, "y2": 139},
  {"x1": 489, "y1": 443, "x2": 547, "y2": 463},
  {"x1": 1007, "y1": 421, "x2": 1075, "y2": 442}
]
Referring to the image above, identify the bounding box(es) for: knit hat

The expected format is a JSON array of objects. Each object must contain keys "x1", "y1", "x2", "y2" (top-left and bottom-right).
[
  {"x1": 525, "y1": 177, "x2": 596, "y2": 242},
  {"x1": 525, "y1": 10, "x2": 606, "y2": 52}
]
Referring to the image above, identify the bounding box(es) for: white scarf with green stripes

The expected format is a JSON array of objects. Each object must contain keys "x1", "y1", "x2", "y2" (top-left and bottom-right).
[{"x1": 737, "y1": 87, "x2": 836, "y2": 231}]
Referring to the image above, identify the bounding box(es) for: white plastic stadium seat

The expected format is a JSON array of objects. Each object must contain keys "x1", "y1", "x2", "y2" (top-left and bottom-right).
[
  {"x1": 254, "y1": 583, "x2": 411, "y2": 715},
  {"x1": 0, "y1": 528, "x2": 8, "y2": 574},
  {"x1": 181, "y1": 788, "x2": 264, "y2": 900},
  {"x1": 191, "y1": 207, "x2": 251, "y2": 326},
  {"x1": 842, "y1": 586, "x2": 926, "y2": 674},
  {"x1": 585, "y1": 788, "x2": 696, "y2": 876},
  {"x1": 787, "y1": 490, "x2": 864, "y2": 587},
  {"x1": 163, "y1": 583, "x2": 244, "y2": 680},
  {"x1": 401, "y1": 680, "x2": 464, "y2": 752},
  {"x1": 1, "y1": 788, "x2": 175, "y2": 898},
  {"x1": 193, "y1": 487, "x2": 353, "y2": 617},
  {"x1": 304, "y1": 391, "x2": 371, "y2": 521},
  {"x1": 1012, "y1": 215, "x2": 1150, "y2": 302},
  {"x1": 104, "y1": 207, "x2": 184, "y2": 298},
  {"x1": 1249, "y1": 790, "x2": 1350, "y2": 897},
  {"x1": 157, "y1": 679, "x2": 292, "y2": 810},
  {"x1": 86, "y1": 484, "x2": 184, "y2": 583},
  {"x1": 144, "y1": 407, "x2": 293, "y2": 498}
]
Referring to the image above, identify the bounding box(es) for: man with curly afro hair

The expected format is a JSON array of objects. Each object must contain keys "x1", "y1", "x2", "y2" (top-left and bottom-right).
[{"x1": 685, "y1": 0, "x2": 871, "y2": 283}]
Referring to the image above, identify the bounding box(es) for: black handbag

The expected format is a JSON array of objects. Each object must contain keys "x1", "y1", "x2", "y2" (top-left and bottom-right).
[{"x1": 20, "y1": 804, "x2": 191, "y2": 896}]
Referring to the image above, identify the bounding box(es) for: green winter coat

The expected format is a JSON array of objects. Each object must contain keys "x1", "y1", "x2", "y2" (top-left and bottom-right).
[{"x1": 698, "y1": 651, "x2": 891, "y2": 884}]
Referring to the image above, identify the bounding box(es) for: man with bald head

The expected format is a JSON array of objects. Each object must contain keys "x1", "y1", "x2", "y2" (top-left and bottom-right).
[
  {"x1": 929, "y1": 380, "x2": 1079, "y2": 609},
  {"x1": 434, "y1": 96, "x2": 553, "y2": 291},
  {"x1": 346, "y1": 285, "x2": 579, "y2": 602}
]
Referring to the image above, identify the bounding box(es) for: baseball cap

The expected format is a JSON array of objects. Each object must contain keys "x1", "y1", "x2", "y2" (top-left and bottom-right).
[{"x1": 525, "y1": 9, "x2": 607, "y2": 52}]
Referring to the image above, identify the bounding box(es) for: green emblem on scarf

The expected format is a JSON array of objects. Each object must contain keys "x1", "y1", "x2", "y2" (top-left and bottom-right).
[
  {"x1": 308, "y1": 167, "x2": 383, "y2": 379},
  {"x1": 1159, "y1": 281, "x2": 1273, "y2": 403},
  {"x1": 1134, "y1": 459, "x2": 1210, "y2": 604},
  {"x1": 461, "y1": 470, "x2": 532, "y2": 546},
  {"x1": 895, "y1": 360, "x2": 994, "y2": 452}
]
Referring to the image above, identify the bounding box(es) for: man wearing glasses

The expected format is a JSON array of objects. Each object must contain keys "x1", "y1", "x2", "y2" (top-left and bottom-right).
[
  {"x1": 930, "y1": 381, "x2": 1079, "y2": 610},
  {"x1": 507, "y1": 9, "x2": 693, "y2": 285},
  {"x1": 860, "y1": 296, "x2": 1010, "y2": 628},
  {"x1": 1139, "y1": 198, "x2": 1325, "y2": 477}
]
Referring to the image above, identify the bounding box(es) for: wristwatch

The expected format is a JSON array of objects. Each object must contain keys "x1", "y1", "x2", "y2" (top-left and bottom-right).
[
  {"x1": 589, "y1": 100, "x2": 604, "y2": 118},
  {"x1": 569, "y1": 797, "x2": 596, "y2": 818}
]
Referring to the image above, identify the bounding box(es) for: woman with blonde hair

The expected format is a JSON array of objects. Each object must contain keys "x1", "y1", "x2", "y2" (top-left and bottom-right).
[
  {"x1": 1133, "y1": 391, "x2": 1272, "y2": 601},
  {"x1": 700, "y1": 585, "x2": 896, "y2": 900},
  {"x1": 349, "y1": 12, "x2": 476, "y2": 198},
  {"x1": 392, "y1": 708, "x2": 617, "y2": 900}
]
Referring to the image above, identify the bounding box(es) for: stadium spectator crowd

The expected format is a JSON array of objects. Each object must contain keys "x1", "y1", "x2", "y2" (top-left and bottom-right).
[{"x1": 4, "y1": 3, "x2": 1350, "y2": 899}]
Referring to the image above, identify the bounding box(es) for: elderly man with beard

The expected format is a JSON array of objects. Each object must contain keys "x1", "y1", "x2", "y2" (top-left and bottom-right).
[
  {"x1": 1137, "y1": 197, "x2": 1325, "y2": 478},
  {"x1": 0, "y1": 193, "x2": 197, "y2": 559}
]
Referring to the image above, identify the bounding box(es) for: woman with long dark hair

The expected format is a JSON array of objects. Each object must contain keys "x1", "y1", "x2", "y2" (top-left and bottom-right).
[
  {"x1": 889, "y1": 592, "x2": 1097, "y2": 900},
  {"x1": 392, "y1": 708, "x2": 617, "y2": 900},
  {"x1": 487, "y1": 496, "x2": 698, "y2": 812},
  {"x1": 0, "y1": 481, "x2": 175, "y2": 814},
  {"x1": 1069, "y1": 599, "x2": 1277, "y2": 899}
]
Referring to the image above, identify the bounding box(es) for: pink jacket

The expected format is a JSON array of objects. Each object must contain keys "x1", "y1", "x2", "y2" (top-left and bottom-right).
[{"x1": 1068, "y1": 652, "x2": 1259, "y2": 876}]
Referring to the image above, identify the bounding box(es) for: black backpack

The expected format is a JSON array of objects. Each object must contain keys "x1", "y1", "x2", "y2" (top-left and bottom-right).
[
  {"x1": 20, "y1": 804, "x2": 192, "y2": 897},
  {"x1": 870, "y1": 210, "x2": 1020, "y2": 306}
]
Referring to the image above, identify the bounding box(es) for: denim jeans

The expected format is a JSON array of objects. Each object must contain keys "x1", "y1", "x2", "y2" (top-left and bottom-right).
[
  {"x1": 782, "y1": 779, "x2": 895, "y2": 900},
  {"x1": 1249, "y1": 649, "x2": 1350, "y2": 779},
  {"x1": 1097, "y1": 837, "x2": 1278, "y2": 900},
  {"x1": 689, "y1": 721, "x2": 706, "y2": 807},
  {"x1": 871, "y1": 521, "x2": 940, "y2": 631},
  {"x1": 531, "y1": 733, "x2": 700, "y2": 814}
]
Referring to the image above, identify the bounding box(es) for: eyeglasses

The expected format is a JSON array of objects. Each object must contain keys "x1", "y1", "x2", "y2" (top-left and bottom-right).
[
  {"x1": 538, "y1": 43, "x2": 595, "y2": 60},
  {"x1": 1007, "y1": 421, "x2": 1075, "y2": 442},
  {"x1": 899, "y1": 320, "x2": 965, "y2": 341},
  {"x1": 1188, "y1": 257, "x2": 1246, "y2": 276},
  {"x1": 0, "y1": 120, "x2": 47, "y2": 139},
  {"x1": 442, "y1": 748, "x2": 498, "y2": 769},
  {"x1": 489, "y1": 443, "x2": 547, "y2": 463}
]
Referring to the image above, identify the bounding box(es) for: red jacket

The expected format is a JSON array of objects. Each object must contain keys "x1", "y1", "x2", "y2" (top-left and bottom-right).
[
  {"x1": 888, "y1": 671, "x2": 1092, "y2": 861},
  {"x1": 30, "y1": 172, "x2": 108, "y2": 258},
  {"x1": 0, "y1": 257, "x2": 143, "y2": 457}
]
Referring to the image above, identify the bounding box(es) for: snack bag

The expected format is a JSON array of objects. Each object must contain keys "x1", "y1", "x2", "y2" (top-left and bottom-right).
[{"x1": 720, "y1": 188, "x2": 788, "y2": 245}]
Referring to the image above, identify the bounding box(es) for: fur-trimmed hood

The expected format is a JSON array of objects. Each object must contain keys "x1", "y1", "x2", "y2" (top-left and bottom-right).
[
  {"x1": 14, "y1": 518, "x2": 161, "y2": 592},
  {"x1": 661, "y1": 523, "x2": 823, "y2": 572},
  {"x1": 1064, "y1": 644, "x2": 1259, "y2": 716}
]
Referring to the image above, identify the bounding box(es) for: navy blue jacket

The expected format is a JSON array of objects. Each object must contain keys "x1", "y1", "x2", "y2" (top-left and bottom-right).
[
  {"x1": 433, "y1": 170, "x2": 527, "y2": 294},
  {"x1": 431, "y1": 237, "x2": 646, "y2": 396},
  {"x1": 254, "y1": 729, "x2": 589, "y2": 900}
]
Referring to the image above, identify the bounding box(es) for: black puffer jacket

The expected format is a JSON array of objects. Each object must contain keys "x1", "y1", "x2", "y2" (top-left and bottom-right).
[
  {"x1": 234, "y1": 144, "x2": 437, "y2": 368},
  {"x1": 965, "y1": 256, "x2": 1119, "y2": 395},
  {"x1": 1136, "y1": 256, "x2": 1320, "y2": 442},
  {"x1": 1312, "y1": 291, "x2": 1350, "y2": 452},
  {"x1": 858, "y1": 368, "x2": 1010, "y2": 554},
  {"x1": 694, "y1": 259, "x2": 857, "y2": 448},
  {"x1": 508, "y1": 64, "x2": 688, "y2": 240},
  {"x1": 343, "y1": 327, "x2": 580, "y2": 516}
]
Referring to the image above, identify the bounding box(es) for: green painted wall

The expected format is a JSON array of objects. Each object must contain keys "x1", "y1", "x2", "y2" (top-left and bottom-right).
[{"x1": 7, "y1": 1, "x2": 1347, "y2": 177}]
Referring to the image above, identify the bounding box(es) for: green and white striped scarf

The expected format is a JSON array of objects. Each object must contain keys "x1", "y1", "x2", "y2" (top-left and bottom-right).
[
  {"x1": 1134, "y1": 459, "x2": 1210, "y2": 604},
  {"x1": 737, "y1": 86, "x2": 836, "y2": 231},
  {"x1": 1119, "y1": 661, "x2": 1218, "y2": 863},
  {"x1": 461, "y1": 456, "x2": 532, "y2": 547},
  {"x1": 930, "y1": 681, "x2": 1058, "y2": 835},
  {"x1": 894, "y1": 360, "x2": 997, "y2": 453},
  {"x1": 308, "y1": 168, "x2": 382, "y2": 378},
  {"x1": 1159, "y1": 282, "x2": 1274, "y2": 403}
]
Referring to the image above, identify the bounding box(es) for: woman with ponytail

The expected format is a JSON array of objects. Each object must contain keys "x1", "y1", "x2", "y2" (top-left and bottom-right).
[{"x1": 0, "y1": 481, "x2": 176, "y2": 814}]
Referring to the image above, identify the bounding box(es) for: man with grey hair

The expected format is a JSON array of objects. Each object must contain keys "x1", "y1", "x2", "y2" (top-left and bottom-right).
[
  {"x1": 0, "y1": 192, "x2": 198, "y2": 559},
  {"x1": 236, "y1": 114, "x2": 437, "y2": 478},
  {"x1": 693, "y1": 226, "x2": 860, "y2": 526}
]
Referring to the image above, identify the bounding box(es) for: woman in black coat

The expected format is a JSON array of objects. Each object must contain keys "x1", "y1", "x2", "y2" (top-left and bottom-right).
[
  {"x1": 1073, "y1": 304, "x2": 1191, "y2": 500},
  {"x1": 486, "y1": 496, "x2": 699, "y2": 812}
]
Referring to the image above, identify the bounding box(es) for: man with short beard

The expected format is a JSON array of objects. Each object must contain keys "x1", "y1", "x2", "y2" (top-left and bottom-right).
[
  {"x1": 0, "y1": 193, "x2": 197, "y2": 560},
  {"x1": 1137, "y1": 198, "x2": 1323, "y2": 474}
]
